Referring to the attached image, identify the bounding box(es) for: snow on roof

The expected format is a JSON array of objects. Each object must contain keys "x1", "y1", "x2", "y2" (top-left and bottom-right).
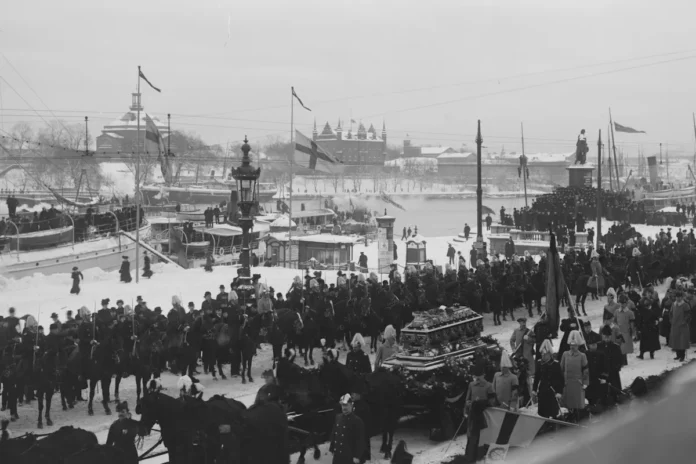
[
  {"x1": 295, "y1": 234, "x2": 357, "y2": 245},
  {"x1": 437, "y1": 152, "x2": 473, "y2": 159},
  {"x1": 406, "y1": 234, "x2": 427, "y2": 245},
  {"x1": 420, "y1": 147, "x2": 455, "y2": 155},
  {"x1": 292, "y1": 208, "x2": 336, "y2": 219},
  {"x1": 385, "y1": 157, "x2": 438, "y2": 167},
  {"x1": 193, "y1": 223, "x2": 242, "y2": 237},
  {"x1": 270, "y1": 215, "x2": 297, "y2": 228}
]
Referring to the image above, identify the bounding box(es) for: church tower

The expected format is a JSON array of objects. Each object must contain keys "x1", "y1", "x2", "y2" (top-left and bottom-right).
[
  {"x1": 336, "y1": 119, "x2": 343, "y2": 141},
  {"x1": 312, "y1": 119, "x2": 318, "y2": 141}
]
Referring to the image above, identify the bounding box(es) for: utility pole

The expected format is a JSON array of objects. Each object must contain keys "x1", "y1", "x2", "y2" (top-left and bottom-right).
[
  {"x1": 596, "y1": 130, "x2": 602, "y2": 248},
  {"x1": 520, "y1": 122, "x2": 528, "y2": 207},
  {"x1": 476, "y1": 120, "x2": 483, "y2": 254},
  {"x1": 84, "y1": 116, "x2": 90, "y2": 157}
]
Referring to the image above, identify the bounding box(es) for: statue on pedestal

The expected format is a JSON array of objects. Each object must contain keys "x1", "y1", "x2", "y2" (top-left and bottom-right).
[{"x1": 575, "y1": 129, "x2": 588, "y2": 165}]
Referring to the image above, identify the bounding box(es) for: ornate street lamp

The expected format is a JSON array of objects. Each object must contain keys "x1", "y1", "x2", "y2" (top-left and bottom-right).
[{"x1": 230, "y1": 136, "x2": 260, "y2": 307}]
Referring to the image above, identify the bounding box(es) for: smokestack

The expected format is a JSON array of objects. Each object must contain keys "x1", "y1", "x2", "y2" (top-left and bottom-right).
[{"x1": 647, "y1": 155, "x2": 658, "y2": 188}]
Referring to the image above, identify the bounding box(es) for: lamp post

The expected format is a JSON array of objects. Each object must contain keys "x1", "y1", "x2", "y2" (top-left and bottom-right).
[{"x1": 230, "y1": 136, "x2": 261, "y2": 307}]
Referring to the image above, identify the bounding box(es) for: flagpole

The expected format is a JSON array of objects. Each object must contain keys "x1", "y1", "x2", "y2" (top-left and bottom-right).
[
  {"x1": 288, "y1": 87, "x2": 294, "y2": 268},
  {"x1": 135, "y1": 66, "x2": 141, "y2": 283},
  {"x1": 521, "y1": 122, "x2": 528, "y2": 207},
  {"x1": 608, "y1": 109, "x2": 620, "y2": 190}
]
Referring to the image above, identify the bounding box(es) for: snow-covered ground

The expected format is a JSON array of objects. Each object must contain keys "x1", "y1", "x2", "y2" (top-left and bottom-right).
[{"x1": 0, "y1": 222, "x2": 685, "y2": 463}]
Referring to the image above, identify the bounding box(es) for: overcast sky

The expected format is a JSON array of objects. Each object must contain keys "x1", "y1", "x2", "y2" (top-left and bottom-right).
[{"x1": 1, "y1": 0, "x2": 696, "y2": 157}]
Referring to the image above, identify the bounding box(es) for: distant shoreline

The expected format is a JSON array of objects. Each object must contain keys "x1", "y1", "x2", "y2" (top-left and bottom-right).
[{"x1": 279, "y1": 191, "x2": 543, "y2": 201}]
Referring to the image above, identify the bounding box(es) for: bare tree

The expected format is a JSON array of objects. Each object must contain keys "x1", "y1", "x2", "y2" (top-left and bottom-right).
[
  {"x1": 310, "y1": 175, "x2": 320, "y2": 193},
  {"x1": 352, "y1": 170, "x2": 363, "y2": 192},
  {"x1": 330, "y1": 173, "x2": 340, "y2": 192}
]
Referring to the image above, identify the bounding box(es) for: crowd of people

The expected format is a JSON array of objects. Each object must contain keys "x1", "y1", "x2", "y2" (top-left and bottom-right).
[{"x1": 3, "y1": 208, "x2": 696, "y2": 462}]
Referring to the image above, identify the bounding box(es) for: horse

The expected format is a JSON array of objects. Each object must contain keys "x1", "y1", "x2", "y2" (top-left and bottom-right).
[
  {"x1": 130, "y1": 327, "x2": 164, "y2": 403},
  {"x1": 275, "y1": 356, "x2": 330, "y2": 464},
  {"x1": 319, "y1": 359, "x2": 404, "y2": 459},
  {"x1": 85, "y1": 338, "x2": 117, "y2": 416},
  {"x1": 31, "y1": 350, "x2": 59, "y2": 429},
  {"x1": 136, "y1": 387, "x2": 195, "y2": 464},
  {"x1": 240, "y1": 315, "x2": 261, "y2": 384},
  {"x1": 64, "y1": 445, "x2": 130, "y2": 464},
  {"x1": 7, "y1": 426, "x2": 98, "y2": 464}
]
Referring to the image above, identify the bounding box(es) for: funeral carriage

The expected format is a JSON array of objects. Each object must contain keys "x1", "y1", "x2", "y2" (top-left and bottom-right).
[{"x1": 382, "y1": 304, "x2": 502, "y2": 439}]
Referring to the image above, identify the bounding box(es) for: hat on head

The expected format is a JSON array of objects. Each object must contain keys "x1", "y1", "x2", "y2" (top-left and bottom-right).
[
  {"x1": 601, "y1": 325, "x2": 614, "y2": 337},
  {"x1": 339, "y1": 394, "x2": 353, "y2": 405},
  {"x1": 116, "y1": 401, "x2": 129, "y2": 413},
  {"x1": 50, "y1": 312, "x2": 58, "y2": 319},
  {"x1": 499, "y1": 350, "x2": 513, "y2": 369},
  {"x1": 568, "y1": 330, "x2": 584, "y2": 346},
  {"x1": 586, "y1": 331, "x2": 601, "y2": 345},
  {"x1": 517, "y1": 317, "x2": 527, "y2": 323},
  {"x1": 72, "y1": 266, "x2": 78, "y2": 271},
  {"x1": 101, "y1": 298, "x2": 110, "y2": 306},
  {"x1": 204, "y1": 291, "x2": 211, "y2": 297},
  {"x1": 540, "y1": 339, "x2": 554, "y2": 355},
  {"x1": 606, "y1": 288, "x2": 617, "y2": 299}
]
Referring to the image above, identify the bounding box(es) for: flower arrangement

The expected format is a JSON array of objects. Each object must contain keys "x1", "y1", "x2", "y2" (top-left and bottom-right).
[{"x1": 392, "y1": 339, "x2": 501, "y2": 398}]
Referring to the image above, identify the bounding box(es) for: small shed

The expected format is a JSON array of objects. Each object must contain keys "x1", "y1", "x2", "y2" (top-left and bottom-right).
[
  {"x1": 406, "y1": 233, "x2": 427, "y2": 267},
  {"x1": 269, "y1": 214, "x2": 297, "y2": 232},
  {"x1": 297, "y1": 234, "x2": 356, "y2": 270}
]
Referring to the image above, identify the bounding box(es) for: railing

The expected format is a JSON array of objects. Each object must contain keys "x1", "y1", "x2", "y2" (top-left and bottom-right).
[{"x1": 513, "y1": 230, "x2": 550, "y2": 242}]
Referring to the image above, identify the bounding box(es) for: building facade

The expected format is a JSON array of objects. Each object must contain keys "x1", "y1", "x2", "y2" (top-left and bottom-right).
[
  {"x1": 96, "y1": 93, "x2": 169, "y2": 156},
  {"x1": 312, "y1": 120, "x2": 387, "y2": 169}
]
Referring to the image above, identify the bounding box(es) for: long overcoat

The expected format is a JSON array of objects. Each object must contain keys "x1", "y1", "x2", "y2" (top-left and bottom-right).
[{"x1": 669, "y1": 300, "x2": 691, "y2": 351}]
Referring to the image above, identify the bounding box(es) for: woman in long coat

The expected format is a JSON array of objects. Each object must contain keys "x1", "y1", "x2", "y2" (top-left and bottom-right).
[
  {"x1": 560, "y1": 331, "x2": 589, "y2": 422},
  {"x1": 533, "y1": 340, "x2": 564, "y2": 419},
  {"x1": 669, "y1": 290, "x2": 691, "y2": 362},
  {"x1": 613, "y1": 294, "x2": 635, "y2": 365},
  {"x1": 636, "y1": 290, "x2": 661, "y2": 359},
  {"x1": 119, "y1": 256, "x2": 132, "y2": 283}
]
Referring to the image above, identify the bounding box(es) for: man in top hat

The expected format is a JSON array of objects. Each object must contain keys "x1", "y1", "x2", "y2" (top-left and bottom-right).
[
  {"x1": 49, "y1": 312, "x2": 61, "y2": 332},
  {"x1": 329, "y1": 393, "x2": 366, "y2": 464},
  {"x1": 106, "y1": 401, "x2": 139, "y2": 462}
]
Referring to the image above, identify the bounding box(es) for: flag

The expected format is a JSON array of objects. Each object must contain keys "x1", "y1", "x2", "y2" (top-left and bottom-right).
[
  {"x1": 614, "y1": 122, "x2": 645, "y2": 134},
  {"x1": 139, "y1": 69, "x2": 161, "y2": 93},
  {"x1": 144, "y1": 114, "x2": 168, "y2": 179},
  {"x1": 479, "y1": 408, "x2": 547, "y2": 449},
  {"x1": 292, "y1": 87, "x2": 311, "y2": 111},
  {"x1": 294, "y1": 130, "x2": 344, "y2": 174},
  {"x1": 545, "y1": 231, "x2": 565, "y2": 336}
]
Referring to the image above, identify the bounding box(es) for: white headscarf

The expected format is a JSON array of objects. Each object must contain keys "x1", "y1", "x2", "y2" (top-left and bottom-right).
[{"x1": 500, "y1": 349, "x2": 513, "y2": 369}]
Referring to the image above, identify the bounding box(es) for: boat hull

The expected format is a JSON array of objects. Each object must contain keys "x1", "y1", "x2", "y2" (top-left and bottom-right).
[
  {"x1": 8, "y1": 226, "x2": 74, "y2": 251},
  {"x1": 0, "y1": 224, "x2": 151, "y2": 279}
]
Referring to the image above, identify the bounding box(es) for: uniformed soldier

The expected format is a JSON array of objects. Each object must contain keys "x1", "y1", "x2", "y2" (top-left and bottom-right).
[
  {"x1": 329, "y1": 394, "x2": 365, "y2": 464},
  {"x1": 462, "y1": 365, "x2": 496, "y2": 463},
  {"x1": 106, "y1": 401, "x2": 139, "y2": 463}
]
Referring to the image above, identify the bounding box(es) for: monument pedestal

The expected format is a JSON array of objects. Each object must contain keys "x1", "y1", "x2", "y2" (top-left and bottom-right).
[{"x1": 567, "y1": 164, "x2": 596, "y2": 188}]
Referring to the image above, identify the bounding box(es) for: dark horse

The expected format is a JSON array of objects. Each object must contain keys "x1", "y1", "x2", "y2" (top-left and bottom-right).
[
  {"x1": 136, "y1": 385, "x2": 246, "y2": 464},
  {"x1": 275, "y1": 356, "x2": 329, "y2": 464},
  {"x1": 86, "y1": 339, "x2": 117, "y2": 416},
  {"x1": 32, "y1": 350, "x2": 60, "y2": 429},
  {"x1": 131, "y1": 328, "x2": 164, "y2": 403},
  {"x1": 320, "y1": 359, "x2": 404, "y2": 459},
  {"x1": 1, "y1": 426, "x2": 98, "y2": 464}
]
